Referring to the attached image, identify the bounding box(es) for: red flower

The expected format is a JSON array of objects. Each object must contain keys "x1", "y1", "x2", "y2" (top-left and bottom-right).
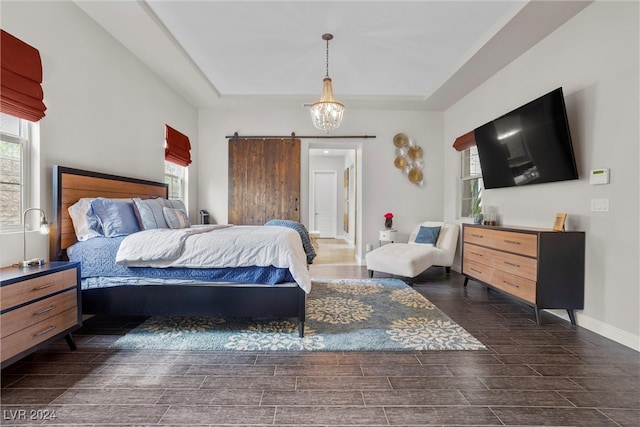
[{"x1": 384, "y1": 212, "x2": 393, "y2": 219}]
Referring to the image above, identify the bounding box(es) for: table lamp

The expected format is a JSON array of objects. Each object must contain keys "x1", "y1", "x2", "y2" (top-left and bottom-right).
[{"x1": 18, "y1": 207, "x2": 49, "y2": 268}]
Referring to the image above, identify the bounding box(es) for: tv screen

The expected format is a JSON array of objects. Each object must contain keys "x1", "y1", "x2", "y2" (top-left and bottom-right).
[{"x1": 474, "y1": 88, "x2": 578, "y2": 189}]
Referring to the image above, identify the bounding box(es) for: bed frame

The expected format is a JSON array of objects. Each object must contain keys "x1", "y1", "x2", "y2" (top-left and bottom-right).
[{"x1": 51, "y1": 166, "x2": 306, "y2": 337}]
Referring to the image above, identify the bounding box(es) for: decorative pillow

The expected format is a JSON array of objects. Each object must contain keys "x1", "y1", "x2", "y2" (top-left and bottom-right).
[
  {"x1": 68, "y1": 198, "x2": 102, "y2": 241},
  {"x1": 163, "y1": 207, "x2": 191, "y2": 229},
  {"x1": 132, "y1": 197, "x2": 169, "y2": 230},
  {"x1": 90, "y1": 198, "x2": 140, "y2": 237},
  {"x1": 165, "y1": 199, "x2": 187, "y2": 213},
  {"x1": 414, "y1": 225, "x2": 441, "y2": 245}
]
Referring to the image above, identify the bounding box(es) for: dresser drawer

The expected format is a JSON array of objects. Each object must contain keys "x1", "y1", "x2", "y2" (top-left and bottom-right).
[
  {"x1": 492, "y1": 230, "x2": 537, "y2": 257},
  {"x1": 462, "y1": 259, "x2": 493, "y2": 285},
  {"x1": 1, "y1": 268, "x2": 77, "y2": 311},
  {"x1": 1, "y1": 308, "x2": 78, "y2": 362},
  {"x1": 492, "y1": 269, "x2": 536, "y2": 304},
  {"x1": 465, "y1": 227, "x2": 537, "y2": 257},
  {"x1": 464, "y1": 243, "x2": 493, "y2": 267},
  {"x1": 1, "y1": 289, "x2": 77, "y2": 337},
  {"x1": 490, "y1": 250, "x2": 537, "y2": 281}
]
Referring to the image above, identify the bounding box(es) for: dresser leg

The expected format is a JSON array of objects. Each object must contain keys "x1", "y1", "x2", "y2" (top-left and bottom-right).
[
  {"x1": 64, "y1": 333, "x2": 77, "y2": 351},
  {"x1": 567, "y1": 309, "x2": 577, "y2": 326},
  {"x1": 463, "y1": 277, "x2": 469, "y2": 287}
]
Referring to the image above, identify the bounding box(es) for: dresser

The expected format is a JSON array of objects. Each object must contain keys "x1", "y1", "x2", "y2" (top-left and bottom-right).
[
  {"x1": 462, "y1": 224, "x2": 584, "y2": 325},
  {"x1": 1, "y1": 262, "x2": 81, "y2": 368}
]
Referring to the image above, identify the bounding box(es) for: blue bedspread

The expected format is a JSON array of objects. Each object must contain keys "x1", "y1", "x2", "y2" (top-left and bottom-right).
[
  {"x1": 67, "y1": 236, "x2": 295, "y2": 285},
  {"x1": 264, "y1": 219, "x2": 316, "y2": 264}
]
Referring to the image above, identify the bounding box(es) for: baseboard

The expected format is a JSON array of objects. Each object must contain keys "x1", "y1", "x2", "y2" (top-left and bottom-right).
[
  {"x1": 545, "y1": 309, "x2": 640, "y2": 352},
  {"x1": 453, "y1": 262, "x2": 638, "y2": 351}
]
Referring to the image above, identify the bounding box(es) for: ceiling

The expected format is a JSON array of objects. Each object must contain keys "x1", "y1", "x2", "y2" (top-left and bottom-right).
[{"x1": 75, "y1": 1, "x2": 592, "y2": 111}]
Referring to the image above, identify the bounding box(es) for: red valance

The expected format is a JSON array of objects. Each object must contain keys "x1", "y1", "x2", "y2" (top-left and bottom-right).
[
  {"x1": 0, "y1": 30, "x2": 46, "y2": 122},
  {"x1": 165, "y1": 124, "x2": 192, "y2": 167},
  {"x1": 452, "y1": 130, "x2": 476, "y2": 151}
]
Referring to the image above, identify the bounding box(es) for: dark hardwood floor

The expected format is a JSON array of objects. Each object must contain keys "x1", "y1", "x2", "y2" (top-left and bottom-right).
[{"x1": 1, "y1": 265, "x2": 638, "y2": 426}]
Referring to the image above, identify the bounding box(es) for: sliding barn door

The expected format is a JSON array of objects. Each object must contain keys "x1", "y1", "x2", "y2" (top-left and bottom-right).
[{"x1": 228, "y1": 138, "x2": 300, "y2": 225}]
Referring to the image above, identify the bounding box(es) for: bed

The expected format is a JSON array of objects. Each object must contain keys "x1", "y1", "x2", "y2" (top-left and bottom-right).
[{"x1": 51, "y1": 166, "x2": 309, "y2": 337}]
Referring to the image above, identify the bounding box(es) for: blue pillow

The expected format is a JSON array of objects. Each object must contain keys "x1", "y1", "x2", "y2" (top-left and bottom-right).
[
  {"x1": 163, "y1": 207, "x2": 191, "y2": 229},
  {"x1": 414, "y1": 226, "x2": 441, "y2": 245},
  {"x1": 91, "y1": 198, "x2": 140, "y2": 237},
  {"x1": 132, "y1": 197, "x2": 169, "y2": 229}
]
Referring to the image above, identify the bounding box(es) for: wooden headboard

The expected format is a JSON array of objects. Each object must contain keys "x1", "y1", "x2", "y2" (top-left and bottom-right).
[{"x1": 51, "y1": 166, "x2": 168, "y2": 260}]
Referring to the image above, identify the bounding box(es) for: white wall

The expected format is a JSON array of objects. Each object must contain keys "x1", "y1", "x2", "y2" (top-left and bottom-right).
[
  {"x1": 443, "y1": 1, "x2": 639, "y2": 349},
  {"x1": 0, "y1": 1, "x2": 198, "y2": 266},
  {"x1": 197, "y1": 107, "x2": 444, "y2": 260}
]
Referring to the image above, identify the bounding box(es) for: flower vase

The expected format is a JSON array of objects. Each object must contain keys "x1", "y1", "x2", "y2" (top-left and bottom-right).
[{"x1": 385, "y1": 218, "x2": 393, "y2": 229}]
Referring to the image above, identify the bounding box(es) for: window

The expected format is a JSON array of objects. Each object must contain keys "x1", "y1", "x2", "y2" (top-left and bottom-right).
[
  {"x1": 164, "y1": 161, "x2": 185, "y2": 201},
  {"x1": 460, "y1": 145, "x2": 483, "y2": 218},
  {"x1": 0, "y1": 113, "x2": 30, "y2": 228}
]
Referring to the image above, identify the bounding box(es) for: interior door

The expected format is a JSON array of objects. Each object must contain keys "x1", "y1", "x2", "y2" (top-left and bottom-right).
[
  {"x1": 312, "y1": 170, "x2": 337, "y2": 237},
  {"x1": 228, "y1": 138, "x2": 300, "y2": 225}
]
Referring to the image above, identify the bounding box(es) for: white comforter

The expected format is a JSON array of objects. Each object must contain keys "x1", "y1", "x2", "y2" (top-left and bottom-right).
[{"x1": 115, "y1": 225, "x2": 311, "y2": 293}]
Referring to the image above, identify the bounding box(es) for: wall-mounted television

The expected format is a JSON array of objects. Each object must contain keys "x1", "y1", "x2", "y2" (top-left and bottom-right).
[{"x1": 474, "y1": 87, "x2": 578, "y2": 189}]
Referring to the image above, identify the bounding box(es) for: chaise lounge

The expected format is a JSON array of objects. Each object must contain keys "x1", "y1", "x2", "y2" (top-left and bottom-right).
[{"x1": 366, "y1": 221, "x2": 459, "y2": 282}]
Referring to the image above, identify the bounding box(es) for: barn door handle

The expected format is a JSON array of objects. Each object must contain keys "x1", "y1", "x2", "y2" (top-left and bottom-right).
[{"x1": 294, "y1": 198, "x2": 298, "y2": 211}]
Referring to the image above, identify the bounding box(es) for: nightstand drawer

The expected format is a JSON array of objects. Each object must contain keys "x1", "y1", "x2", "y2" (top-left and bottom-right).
[
  {"x1": 1, "y1": 308, "x2": 78, "y2": 362},
  {"x1": 1, "y1": 289, "x2": 78, "y2": 337},
  {"x1": 1, "y1": 268, "x2": 77, "y2": 311}
]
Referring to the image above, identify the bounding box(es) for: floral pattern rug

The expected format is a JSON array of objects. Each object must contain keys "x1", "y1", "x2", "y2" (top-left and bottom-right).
[{"x1": 110, "y1": 278, "x2": 486, "y2": 351}]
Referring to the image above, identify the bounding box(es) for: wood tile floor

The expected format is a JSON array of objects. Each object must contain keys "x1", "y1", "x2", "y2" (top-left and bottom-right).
[{"x1": 1, "y1": 265, "x2": 638, "y2": 426}]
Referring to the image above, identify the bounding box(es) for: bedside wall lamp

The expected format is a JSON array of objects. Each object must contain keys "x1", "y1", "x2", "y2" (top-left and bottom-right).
[{"x1": 18, "y1": 207, "x2": 49, "y2": 268}]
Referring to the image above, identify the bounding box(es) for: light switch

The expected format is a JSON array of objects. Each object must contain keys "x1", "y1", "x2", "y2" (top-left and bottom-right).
[{"x1": 591, "y1": 198, "x2": 609, "y2": 212}]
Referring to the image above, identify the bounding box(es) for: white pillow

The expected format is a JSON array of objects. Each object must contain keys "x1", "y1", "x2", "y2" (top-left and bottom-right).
[{"x1": 68, "y1": 198, "x2": 102, "y2": 241}]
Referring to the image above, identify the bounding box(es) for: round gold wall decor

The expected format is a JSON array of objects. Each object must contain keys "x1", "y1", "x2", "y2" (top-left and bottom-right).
[
  {"x1": 393, "y1": 133, "x2": 409, "y2": 148},
  {"x1": 408, "y1": 168, "x2": 423, "y2": 183},
  {"x1": 394, "y1": 156, "x2": 407, "y2": 169},
  {"x1": 407, "y1": 146, "x2": 423, "y2": 160}
]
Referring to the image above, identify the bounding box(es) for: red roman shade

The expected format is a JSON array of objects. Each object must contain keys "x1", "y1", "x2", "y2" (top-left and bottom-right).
[
  {"x1": 165, "y1": 124, "x2": 192, "y2": 167},
  {"x1": 0, "y1": 30, "x2": 47, "y2": 122},
  {"x1": 452, "y1": 130, "x2": 476, "y2": 151}
]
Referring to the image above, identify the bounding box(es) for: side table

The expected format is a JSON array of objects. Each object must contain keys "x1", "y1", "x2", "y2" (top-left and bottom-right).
[
  {"x1": 379, "y1": 229, "x2": 398, "y2": 246},
  {"x1": 1, "y1": 261, "x2": 82, "y2": 368}
]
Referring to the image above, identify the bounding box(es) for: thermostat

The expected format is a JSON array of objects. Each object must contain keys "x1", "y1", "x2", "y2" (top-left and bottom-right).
[{"x1": 589, "y1": 168, "x2": 609, "y2": 185}]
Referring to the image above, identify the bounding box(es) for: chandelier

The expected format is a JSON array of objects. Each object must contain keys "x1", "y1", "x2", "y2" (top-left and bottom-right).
[{"x1": 309, "y1": 33, "x2": 344, "y2": 133}]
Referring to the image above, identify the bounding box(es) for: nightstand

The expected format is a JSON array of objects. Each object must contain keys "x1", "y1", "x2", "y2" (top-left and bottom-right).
[
  {"x1": 1, "y1": 261, "x2": 81, "y2": 368},
  {"x1": 379, "y1": 229, "x2": 398, "y2": 246}
]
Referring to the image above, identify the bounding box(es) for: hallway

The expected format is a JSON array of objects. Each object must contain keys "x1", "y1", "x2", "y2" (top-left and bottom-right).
[{"x1": 312, "y1": 238, "x2": 357, "y2": 265}]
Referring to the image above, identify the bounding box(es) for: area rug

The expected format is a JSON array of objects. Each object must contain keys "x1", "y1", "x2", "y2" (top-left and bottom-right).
[{"x1": 110, "y1": 278, "x2": 486, "y2": 351}]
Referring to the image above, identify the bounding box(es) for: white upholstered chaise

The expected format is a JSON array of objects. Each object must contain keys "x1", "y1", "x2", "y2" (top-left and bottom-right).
[{"x1": 365, "y1": 221, "x2": 459, "y2": 281}]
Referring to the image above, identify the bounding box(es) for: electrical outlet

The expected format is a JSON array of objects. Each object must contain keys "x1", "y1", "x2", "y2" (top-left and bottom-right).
[{"x1": 591, "y1": 198, "x2": 609, "y2": 212}]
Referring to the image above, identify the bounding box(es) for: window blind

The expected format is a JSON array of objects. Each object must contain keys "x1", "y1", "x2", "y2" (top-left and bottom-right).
[
  {"x1": 453, "y1": 130, "x2": 476, "y2": 151},
  {"x1": 0, "y1": 30, "x2": 46, "y2": 122},
  {"x1": 165, "y1": 124, "x2": 192, "y2": 167}
]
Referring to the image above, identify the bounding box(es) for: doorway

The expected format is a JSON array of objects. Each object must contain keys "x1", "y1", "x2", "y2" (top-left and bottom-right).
[{"x1": 307, "y1": 144, "x2": 360, "y2": 252}]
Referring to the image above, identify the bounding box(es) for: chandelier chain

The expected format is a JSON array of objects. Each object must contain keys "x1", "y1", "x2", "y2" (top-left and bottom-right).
[{"x1": 325, "y1": 37, "x2": 330, "y2": 78}]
